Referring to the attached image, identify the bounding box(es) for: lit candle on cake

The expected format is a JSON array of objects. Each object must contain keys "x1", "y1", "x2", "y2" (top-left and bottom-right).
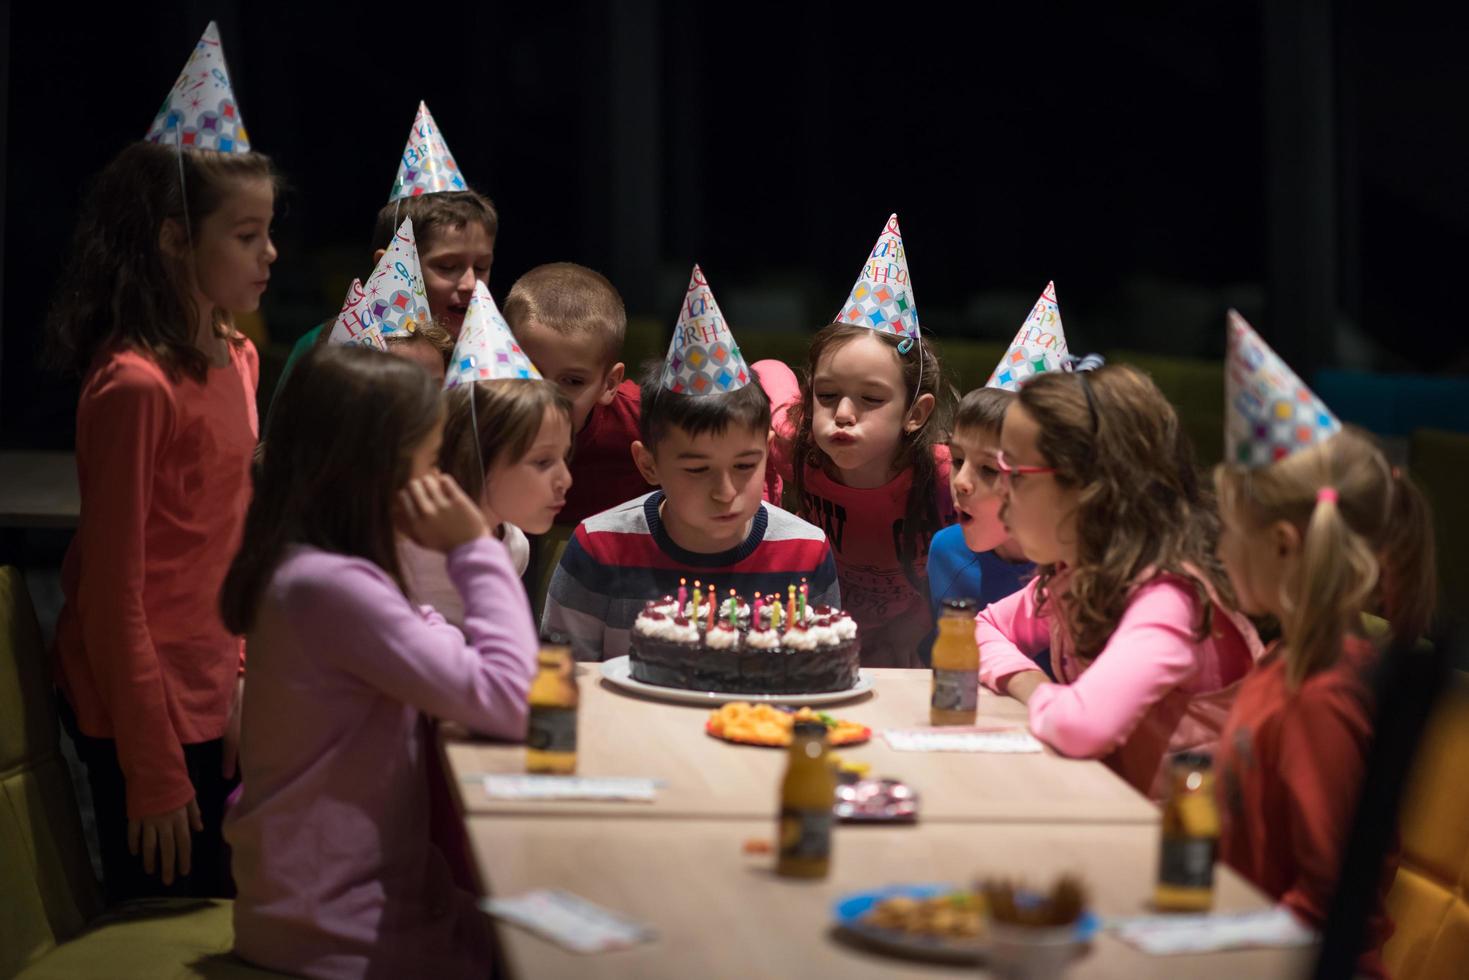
[
  {"x1": 787, "y1": 585, "x2": 796, "y2": 627},
  {"x1": 678, "y1": 577, "x2": 687, "y2": 610},
  {"x1": 707, "y1": 584, "x2": 716, "y2": 629},
  {"x1": 727, "y1": 589, "x2": 737, "y2": 627},
  {"x1": 753, "y1": 592, "x2": 763, "y2": 628},
  {"x1": 799, "y1": 579, "x2": 808, "y2": 619},
  {"x1": 692, "y1": 580, "x2": 702, "y2": 614}
]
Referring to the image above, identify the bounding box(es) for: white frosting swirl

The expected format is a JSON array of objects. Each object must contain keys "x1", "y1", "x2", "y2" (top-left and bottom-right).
[
  {"x1": 830, "y1": 614, "x2": 858, "y2": 641},
  {"x1": 805, "y1": 623, "x2": 839, "y2": 647},
  {"x1": 780, "y1": 627, "x2": 820, "y2": 651},
  {"x1": 744, "y1": 628, "x2": 781, "y2": 650},
  {"x1": 705, "y1": 626, "x2": 741, "y2": 650}
]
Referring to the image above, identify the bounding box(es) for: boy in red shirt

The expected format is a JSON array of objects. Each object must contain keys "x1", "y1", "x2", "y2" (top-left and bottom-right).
[{"x1": 504, "y1": 262, "x2": 648, "y2": 527}]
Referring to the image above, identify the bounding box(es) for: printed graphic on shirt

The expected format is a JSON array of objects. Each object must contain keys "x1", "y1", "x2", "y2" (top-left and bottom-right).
[
  {"x1": 804, "y1": 494, "x2": 847, "y2": 551},
  {"x1": 801, "y1": 490, "x2": 940, "y2": 596}
]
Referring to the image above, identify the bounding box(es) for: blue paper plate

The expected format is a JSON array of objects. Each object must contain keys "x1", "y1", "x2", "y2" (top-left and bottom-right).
[{"x1": 832, "y1": 883, "x2": 1100, "y2": 965}]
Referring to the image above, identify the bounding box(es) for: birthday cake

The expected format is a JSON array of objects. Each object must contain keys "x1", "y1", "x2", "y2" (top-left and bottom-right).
[{"x1": 629, "y1": 586, "x2": 861, "y2": 694}]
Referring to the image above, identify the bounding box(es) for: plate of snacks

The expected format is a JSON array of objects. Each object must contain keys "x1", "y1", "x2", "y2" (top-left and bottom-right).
[
  {"x1": 832, "y1": 884, "x2": 990, "y2": 963},
  {"x1": 831, "y1": 877, "x2": 1098, "y2": 966},
  {"x1": 706, "y1": 703, "x2": 871, "y2": 748}
]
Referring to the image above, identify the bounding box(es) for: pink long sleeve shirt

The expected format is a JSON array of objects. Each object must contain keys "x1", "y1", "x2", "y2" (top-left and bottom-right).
[
  {"x1": 225, "y1": 537, "x2": 537, "y2": 980},
  {"x1": 976, "y1": 572, "x2": 1261, "y2": 798},
  {"x1": 54, "y1": 342, "x2": 258, "y2": 819}
]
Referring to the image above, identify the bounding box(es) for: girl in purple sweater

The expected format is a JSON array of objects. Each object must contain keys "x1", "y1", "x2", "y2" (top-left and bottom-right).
[
  {"x1": 219, "y1": 345, "x2": 537, "y2": 979},
  {"x1": 975, "y1": 363, "x2": 1263, "y2": 799}
]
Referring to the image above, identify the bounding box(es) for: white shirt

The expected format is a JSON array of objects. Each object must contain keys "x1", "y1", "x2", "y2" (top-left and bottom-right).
[{"x1": 400, "y1": 524, "x2": 530, "y2": 629}]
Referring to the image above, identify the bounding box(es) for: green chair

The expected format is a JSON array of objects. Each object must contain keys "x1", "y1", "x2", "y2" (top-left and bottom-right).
[{"x1": 0, "y1": 567, "x2": 285, "y2": 979}]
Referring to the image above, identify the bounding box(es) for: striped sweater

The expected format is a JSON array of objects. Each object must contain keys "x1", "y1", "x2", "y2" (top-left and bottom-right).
[{"x1": 541, "y1": 491, "x2": 840, "y2": 661}]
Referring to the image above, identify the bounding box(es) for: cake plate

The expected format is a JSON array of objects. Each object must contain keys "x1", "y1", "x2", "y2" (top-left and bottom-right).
[{"x1": 598, "y1": 656, "x2": 874, "y2": 707}]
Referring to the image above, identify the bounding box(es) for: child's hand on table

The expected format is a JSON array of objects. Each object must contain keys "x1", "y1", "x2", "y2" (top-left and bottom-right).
[{"x1": 1004, "y1": 670, "x2": 1049, "y2": 706}]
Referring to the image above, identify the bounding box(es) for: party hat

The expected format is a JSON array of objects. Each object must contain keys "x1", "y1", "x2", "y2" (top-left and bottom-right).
[
  {"x1": 985, "y1": 282, "x2": 1070, "y2": 391},
  {"x1": 143, "y1": 22, "x2": 251, "y2": 153},
  {"x1": 360, "y1": 219, "x2": 432, "y2": 340},
  {"x1": 1225, "y1": 310, "x2": 1341, "y2": 466},
  {"x1": 659, "y1": 265, "x2": 752, "y2": 395},
  {"x1": 326, "y1": 279, "x2": 387, "y2": 351},
  {"x1": 389, "y1": 101, "x2": 467, "y2": 202},
  {"x1": 444, "y1": 282, "x2": 542, "y2": 388},
  {"x1": 836, "y1": 213, "x2": 919, "y2": 340}
]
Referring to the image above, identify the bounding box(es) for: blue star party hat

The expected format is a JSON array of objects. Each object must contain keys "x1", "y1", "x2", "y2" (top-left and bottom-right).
[
  {"x1": 985, "y1": 282, "x2": 1070, "y2": 391},
  {"x1": 444, "y1": 282, "x2": 542, "y2": 389},
  {"x1": 836, "y1": 213, "x2": 919, "y2": 342},
  {"x1": 143, "y1": 21, "x2": 251, "y2": 153},
  {"x1": 389, "y1": 101, "x2": 467, "y2": 202},
  {"x1": 659, "y1": 265, "x2": 752, "y2": 395},
  {"x1": 1225, "y1": 310, "x2": 1341, "y2": 466}
]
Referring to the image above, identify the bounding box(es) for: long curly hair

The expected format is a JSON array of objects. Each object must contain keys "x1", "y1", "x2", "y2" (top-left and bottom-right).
[
  {"x1": 45, "y1": 141, "x2": 278, "y2": 383},
  {"x1": 787, "y1": 322, "x2": 949, "y2": 589},
  {"x1": 1020, "y1": 364, "x2": 1231, "y2": 659}
]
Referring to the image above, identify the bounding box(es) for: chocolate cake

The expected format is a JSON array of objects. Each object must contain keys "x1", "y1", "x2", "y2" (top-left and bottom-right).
[{"x1": 628, "y1": 596, "x2": 860, "y2": 695}]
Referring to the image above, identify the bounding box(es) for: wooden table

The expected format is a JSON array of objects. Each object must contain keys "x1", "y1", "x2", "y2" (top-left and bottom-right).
[
  {"x1": 0, "y1": 452, "x2": 79, "y2": 528},
  {"x1": 446, "y1": 668, "x2": 1159, "y2": 825},
  {"x1": 466, "y1": 817, "x2": 1310, "y2": 979}
]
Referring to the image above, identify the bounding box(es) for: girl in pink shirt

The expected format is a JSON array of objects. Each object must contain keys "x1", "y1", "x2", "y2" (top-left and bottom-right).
[
  {"x1": 46, "y1": 141, "x2": 278, "y2": 899},
  {"x1": 975, "y1": 363, "x2": 1262, "y2": 798},
  {"x1": 220, "y1": 346, "x2": 537, "y2": 979}
]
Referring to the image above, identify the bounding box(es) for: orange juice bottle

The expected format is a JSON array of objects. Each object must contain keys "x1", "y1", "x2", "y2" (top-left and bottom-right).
[
  {"x1": 776, "y1": 721, "x2": 836, "y2": 878},
  {"x1": 1155, "y1": 752, "x2": 1220, "y2": 910},
  {"x1": 931, "y1": 598, "x2": 980, "y2": 726},
  {"x1": 526, "y1": 636, "x2": 578, "y2": 774}
]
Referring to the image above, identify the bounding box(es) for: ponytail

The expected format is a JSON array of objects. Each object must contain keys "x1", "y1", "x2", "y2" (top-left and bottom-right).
[{"x1": 1286, "y1": 487, "x2": 1378, "y2": 686}]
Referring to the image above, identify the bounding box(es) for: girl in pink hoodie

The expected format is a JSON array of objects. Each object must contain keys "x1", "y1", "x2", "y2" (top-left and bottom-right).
[
  {"x1": 219, "y1": 346, "x2": 537, "y2": 979},
  {"x1": 975, "y1": 363, "x2": 1262, "y2": 799}
]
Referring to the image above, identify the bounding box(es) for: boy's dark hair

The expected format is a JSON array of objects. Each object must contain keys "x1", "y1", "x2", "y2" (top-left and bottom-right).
[
  {"x1": 503, "y1": 263, "x2": 627, "y2": 367},
  {"x1": 45, "y1": 142, "x2": 278, "y2": 383},
  {"x1": 953, "y1": 386, "x2": 1015, "y2": 437},
  {"x1": 637, "y1": 361, "x2": 772, "y2": 451},
  {"x1": 370, "y1": 190, "x2": 499, "y2": 253},
  {"x1": 220, "y1": 344, "x2": 443, "y2": 634}
]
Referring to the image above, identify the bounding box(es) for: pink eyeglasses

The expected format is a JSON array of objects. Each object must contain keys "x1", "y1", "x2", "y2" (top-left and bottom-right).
[{"x1": 994, "y1": 449, "x2": 1058, "y2": 481}]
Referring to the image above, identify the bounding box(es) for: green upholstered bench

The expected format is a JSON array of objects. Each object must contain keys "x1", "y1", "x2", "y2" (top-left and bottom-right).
[{"x1": 0, "y1": 567, "x2": 287, "y2": 979}]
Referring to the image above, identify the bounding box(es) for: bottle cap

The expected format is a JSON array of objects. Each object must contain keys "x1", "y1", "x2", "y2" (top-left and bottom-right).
[{"x1": 792, "y1": 720, "x2": 828, "y2": 739}]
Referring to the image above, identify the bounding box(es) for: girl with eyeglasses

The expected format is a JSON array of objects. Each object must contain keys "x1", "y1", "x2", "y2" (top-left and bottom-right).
[{"x1": 974, "y1": 363, "x2": 1265, "y2": 799}]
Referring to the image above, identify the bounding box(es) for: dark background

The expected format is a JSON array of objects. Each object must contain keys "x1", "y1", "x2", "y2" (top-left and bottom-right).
[{"x1": 3, "y1": 0, "x2": 1466, "y2": 449}]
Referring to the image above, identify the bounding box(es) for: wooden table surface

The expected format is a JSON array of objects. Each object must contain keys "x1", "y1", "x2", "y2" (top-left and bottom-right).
[
  {"x1": 0, "y1": 451, "x2": 79, "y2": 528},
  {"x1": 466, "y1": 817, "x2": 1308, "y2": 980},
  {"x1": 445, "y1": 668, "x2": 1159, "y2": 825}
]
